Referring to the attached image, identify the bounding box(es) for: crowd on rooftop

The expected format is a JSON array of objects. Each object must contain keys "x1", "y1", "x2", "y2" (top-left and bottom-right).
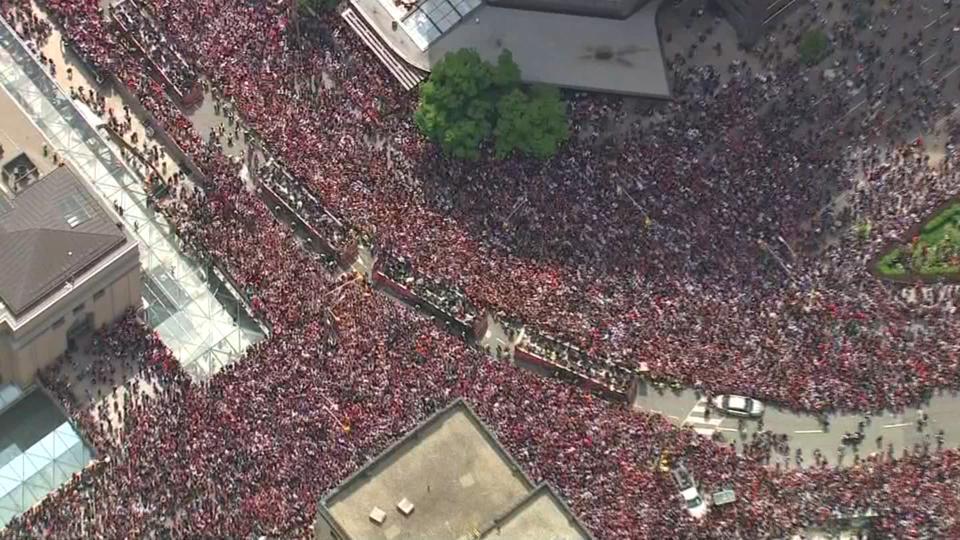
[{"x1": 2, "y1": 0, "x2": 960, "y2": 537}]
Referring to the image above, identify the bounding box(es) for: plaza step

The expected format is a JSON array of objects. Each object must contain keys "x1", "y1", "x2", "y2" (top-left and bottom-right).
[{"x1": 341, "y1": 8, "x2": 425, "y2": 91}]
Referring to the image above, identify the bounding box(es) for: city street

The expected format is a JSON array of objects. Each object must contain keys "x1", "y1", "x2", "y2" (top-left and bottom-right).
[
  {"x1": 635, "y1": 381, "x2": 960, "y2": 467},
  {"x1": 32, "y1": 0, "x2": 960, "y2": 472}
]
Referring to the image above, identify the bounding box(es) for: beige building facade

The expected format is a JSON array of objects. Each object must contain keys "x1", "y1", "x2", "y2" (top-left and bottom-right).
[{"x1": 0, "y1": 166, "x2": 140, "y2": 387}]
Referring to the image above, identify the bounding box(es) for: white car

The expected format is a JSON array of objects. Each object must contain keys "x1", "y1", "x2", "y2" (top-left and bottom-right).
[
  {"x1": 671, "y1": 466, "x2": 708, "y2": 519},
  {"x1": 711, "y1": 395, "x2": 764, "y2": 417},
  {"x1": 680, "y1": 486, "x2": 708, "y2": 519}
]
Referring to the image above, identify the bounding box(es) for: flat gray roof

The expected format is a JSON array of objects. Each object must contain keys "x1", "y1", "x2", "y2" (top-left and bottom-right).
[
  {"x1": 0, "y1": 165, "x2": 126, "y2": 316},
  {"x1": 322, "y1": 400, "x2": 534, "y2": 540},
  {"x1": 351, "y1": 0, "x2": 671, "y2": 98},
  {"x1": 480, "y1": 484, "x2": 592, "y2": 540}
]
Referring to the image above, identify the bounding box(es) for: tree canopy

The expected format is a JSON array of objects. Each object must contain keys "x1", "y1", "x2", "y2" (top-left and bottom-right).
[
  {"x1": 414, "y1": 49, "x2": 568, "y2": 160},
  {"x1": 798, "y1": 30, "x2": 830, "y2": 66}
]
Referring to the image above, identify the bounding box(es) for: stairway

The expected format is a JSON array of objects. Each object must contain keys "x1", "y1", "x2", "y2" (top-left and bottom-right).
[{"x1": 341, "y1": 7, "x2": 426, "y2": 91}]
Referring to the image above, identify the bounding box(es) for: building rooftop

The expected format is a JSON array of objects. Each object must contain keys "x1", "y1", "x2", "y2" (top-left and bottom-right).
[
  {"x1": 318, "y1": 399, "x2": 592, "y2": 540},
  {"x1": 0, "y1": 165, "x2": 126, "y2": 316},
  {"x1": 351, "y1": 0, "x2": 671, "y2": 98},
  {"x1": 479, "y1": 484, "x2": 591, "y2": 540}
]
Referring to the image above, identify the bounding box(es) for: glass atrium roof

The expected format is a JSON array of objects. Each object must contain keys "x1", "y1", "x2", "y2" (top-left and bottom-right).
[
  {"x1": 392, "y1": 0, "x2": 482, "y2": 50},
  {"x1": 0, "y1": 389, "x2": 93, "y2": 529}
]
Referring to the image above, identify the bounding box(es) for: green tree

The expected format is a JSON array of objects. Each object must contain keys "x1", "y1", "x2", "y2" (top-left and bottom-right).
[
  {"x1": 494, "y1": 85, "x2": 568, "y2": 159},
  {"x1": 491, "y1": 49, "x2": 521, "y2": 89},
  {"x1": 414, "y1": 49, "x2": 499, "y2": 159},
  {"x1": 415, "y1": 48, "x2": 568, "y2": 160},
  {"x1": 798, "y1": 30, "x2": 830, "y2": 66}
]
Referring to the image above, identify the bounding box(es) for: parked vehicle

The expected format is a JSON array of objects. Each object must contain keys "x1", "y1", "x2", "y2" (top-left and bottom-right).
[
  {"x1": 711, "y1": 394, "x2": 765, "y2": 417},
  {"x1": 671, "y1": 465, "x2": 708, "y2": 519}
]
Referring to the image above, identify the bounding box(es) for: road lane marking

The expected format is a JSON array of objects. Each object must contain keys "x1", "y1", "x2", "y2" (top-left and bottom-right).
[
  {"x1": 682, "y1": 416, "x2": 724, "y2": 427},
  {"x1": 921, "y1": 53, "x2": 938, "y2": 66},
  {"x1": 842, "y1": 99, "x2": 866, "y2": 119},
  {"x1": 883, "y1": 422, "x2": 912, "y2": 429},
  {"x1": 924, "y1": 12, "x2": 950, "y2": 30},
  {"x1": 667, "y1": 415, "x2": 680, "y2": 421},
  {"x1": 937, "y1": 64, "x2": 960, "y2": 85},
  {"x1": 682, "y1": 398, "x2": 722, "y2": 437},
  {"x1": 764, "y1": 0, "x2": 799, "y2": 25},
  {"x1": 716, "y1": 427, "x2": 740, "y2": 432},
  {"x1": 880, "y1": 106, "x2": 903, "y2": 126},
  {"x1": 794, "y1": 429, "x2": 824, "y2": 434}
]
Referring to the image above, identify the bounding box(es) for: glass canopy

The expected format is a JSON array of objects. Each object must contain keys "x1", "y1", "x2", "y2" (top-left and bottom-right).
[
  {"x1": 0, "y1": 389, "x2": 93, "y2": 529},
  {"x1": 391, "y1": 0, "x2": 482, "y2": 50}
]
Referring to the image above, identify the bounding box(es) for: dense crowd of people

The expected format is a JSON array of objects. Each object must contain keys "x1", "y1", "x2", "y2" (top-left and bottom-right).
[
  {"x1": 133, "y1": 0, "x2": 960, "y2": 414},
  {"x1": 108, "y1": 0, "x2": 198, "y2": 100},
  {"x1": 3, "y1": 0, "x2": 960, "y2": 538},
  {"x1": 13, "y1": 283, "x2": 960, "y2": 539},
  {"x1": 38, "y1": 309, "x2": 182, "y2": 458},
  {"x1": 256, "y1": 159, "x2": 352, "y2": 257}
]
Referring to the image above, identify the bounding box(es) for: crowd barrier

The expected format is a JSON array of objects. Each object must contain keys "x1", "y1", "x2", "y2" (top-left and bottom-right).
[
  {"x1": 107, "y1": 72, "x2": 207, "y2": 185},
  {"x1": 257, "y1": 179, "x2": 340, "y2": 260},
  {"x1": 61, "y1": 39, "x2": 105, "y2": 84}
]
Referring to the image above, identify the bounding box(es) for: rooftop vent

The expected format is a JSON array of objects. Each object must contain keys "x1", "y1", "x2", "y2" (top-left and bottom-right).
[
  {"x1": 1, "y1": 152, "x2": 39, "y2": 193},
  {"x1": 397, "y1": 498, "x2": 415, "y2": 516},
  {"x1": 369, "y1": 506, "x2": 387, "y2": 525}
]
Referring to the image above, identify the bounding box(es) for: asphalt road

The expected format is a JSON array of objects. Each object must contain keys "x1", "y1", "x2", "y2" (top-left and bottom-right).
[{"x1": 634, "y1": 382, "x2": 960, "y2": 468}]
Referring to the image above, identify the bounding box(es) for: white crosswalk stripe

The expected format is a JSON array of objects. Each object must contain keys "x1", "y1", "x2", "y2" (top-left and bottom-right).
[{"x1": 682, "y1": 399, "x2": 726, "y2": 438}]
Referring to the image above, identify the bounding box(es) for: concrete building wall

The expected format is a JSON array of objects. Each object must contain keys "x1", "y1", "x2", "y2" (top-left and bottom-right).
[
  {"x1": 313, "y1": 514, "x2": 340, "y2": 540},
  {"x1": 0, "y1": 337, "x2": 10, "y2": 384},
  {"x1": 484, "y1": 0, "x2": 649, "y2": 19},
  {"x1": 0, "y1": 248, "x2": 140, "y2": 387}
]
